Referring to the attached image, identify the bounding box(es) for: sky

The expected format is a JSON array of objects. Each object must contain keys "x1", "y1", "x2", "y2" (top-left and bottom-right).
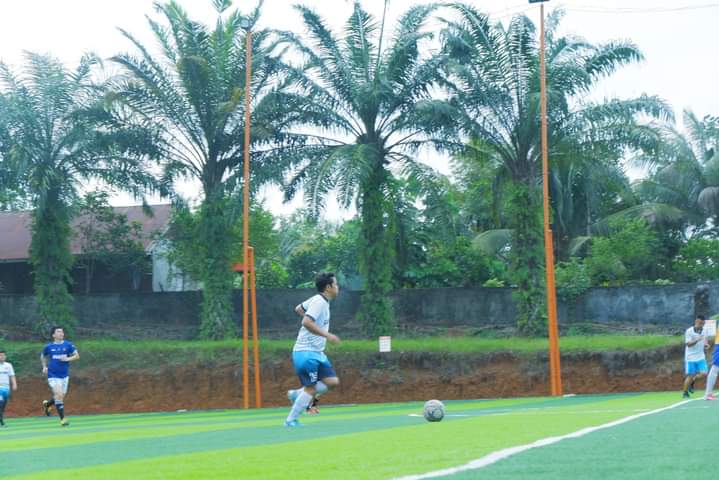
[{"x1": 0, "y1": 0, "x2": 717, "y2": 219}]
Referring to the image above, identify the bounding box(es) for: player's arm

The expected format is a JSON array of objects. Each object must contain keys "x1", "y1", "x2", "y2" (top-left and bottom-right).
[
  {"x1": 40, "y1": 352, "x2": 48, "y2": 375},
  {"x1": 10, "y1": 373, "x2": 16, "y2": 391},
  {"x1": 65, "y1": 350, "x2": 80, "y2": 362},
  {"x1": 301, "y1": 316, "x2": 340, "y2": 344}
]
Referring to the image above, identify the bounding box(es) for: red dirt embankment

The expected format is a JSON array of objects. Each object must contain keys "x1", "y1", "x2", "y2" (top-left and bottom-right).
[{"x1": 6, "y1": 346, "x2": 688, "y2": 417}]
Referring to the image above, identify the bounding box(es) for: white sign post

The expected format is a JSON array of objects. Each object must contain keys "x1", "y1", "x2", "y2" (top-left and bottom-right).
[
  {"x1": 704, "y1": 319, "x2": 717, "y2": 338},
  {"x1": 379, "y1": 336, "x2": 392, "y2": 353}
]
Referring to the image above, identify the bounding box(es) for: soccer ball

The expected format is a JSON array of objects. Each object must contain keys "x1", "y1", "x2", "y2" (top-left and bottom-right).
[{"x1": 423, "y1": 399, "x2": 445, "y2": 422}]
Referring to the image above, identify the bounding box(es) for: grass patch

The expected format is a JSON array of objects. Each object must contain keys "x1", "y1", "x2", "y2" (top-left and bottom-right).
[{"x1": 0, "y1": 334, "x2": 681, "y2": 376}]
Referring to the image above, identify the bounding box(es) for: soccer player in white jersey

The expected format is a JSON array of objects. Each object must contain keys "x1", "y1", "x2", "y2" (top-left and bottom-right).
[
  {"x1": 0, "y1": 348, "x2": 18, "y2": 427},
  {"x1": 285, "y1": 272, "x2": 340, "y2": 427},
  {"x1": 41, "y1": 326, "x2": 80, "y2": 426},
  {"x1": 683, "y1": 315, "x2": 709, "y2": 398}
]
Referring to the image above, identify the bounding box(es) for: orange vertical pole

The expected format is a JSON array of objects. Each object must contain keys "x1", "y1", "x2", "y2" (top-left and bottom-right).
[
  {"x1": 538, "y1": 1, "x2": 562, "y2": 396},
  {"x1": 241, "y1": 29, "x2": 253, "y2": 409},
  {"x1": 249, "y1": 247, "x2": 262, "y2": 408}
]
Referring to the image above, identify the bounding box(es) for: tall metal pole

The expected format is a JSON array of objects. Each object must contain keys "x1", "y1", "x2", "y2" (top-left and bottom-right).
[
  {"x1": 537, "y1": 0, "x2": 563, "y2": 396},
  {"x1": 242, "y1": 29, "x2": 253, "y2": 409},
  {"x1": 249, "y1": 247, "x2": 262, "y2": 407}
]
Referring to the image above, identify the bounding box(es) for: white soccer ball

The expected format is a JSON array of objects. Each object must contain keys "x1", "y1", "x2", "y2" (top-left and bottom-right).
[{"x1": 423, "y1": 399, "x2": 445, "y2": 422}]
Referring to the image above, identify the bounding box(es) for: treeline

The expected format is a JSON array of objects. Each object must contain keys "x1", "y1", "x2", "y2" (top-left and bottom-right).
[{"x1": 1, "y1": 1, "x2": 717, "y2": 338}]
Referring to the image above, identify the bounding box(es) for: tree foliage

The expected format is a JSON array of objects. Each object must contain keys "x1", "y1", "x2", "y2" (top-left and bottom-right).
[
  {"x1": 276, "y1": 2, "x2": 448, "y2": 336},
  {"x1": 0, "y1": 53, "x2": 155, "y2": 335}
]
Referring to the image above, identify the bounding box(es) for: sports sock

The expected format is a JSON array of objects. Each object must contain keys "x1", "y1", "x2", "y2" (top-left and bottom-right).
[
  {"x1": 286, "y1": 390, "x2": 313, "y2": 423},
  {"x1": 56, "y1": 401, "x2": 65, "y2": 420},
  {"x1": 706, "y1": 365, "x2": 719, "y2": 396},
  {"x1": 315, "y1": 381, "x2": 328, "y2": 397},
  {"x1": 0, "y1": 398, "x2": 5, "y2": 422}
]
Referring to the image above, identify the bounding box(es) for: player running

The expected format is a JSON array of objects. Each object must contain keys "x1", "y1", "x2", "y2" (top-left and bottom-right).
[{"x1": 41, "y1": 326, "x2": 80, "y2": 426}]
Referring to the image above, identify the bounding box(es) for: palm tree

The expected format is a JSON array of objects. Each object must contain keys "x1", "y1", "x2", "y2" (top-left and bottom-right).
[
  {"x1": 0, "y1": 53, "x2": 154, "y2": 334},
  {"x1": 440, "y1": 5, "x2": 670, "y2": 333},
  {"x1": 634, "y1": 110, "x2": 719, "y2": 238},
  {"x1": 276, "y1": 2, "x2": 447, "y2": 335},
  {"x1": 109, "y1": 0, "x2": 291, "y2": 339}
]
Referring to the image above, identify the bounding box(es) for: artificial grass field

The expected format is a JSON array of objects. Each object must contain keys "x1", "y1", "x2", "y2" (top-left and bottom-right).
[{"x1": 2, "y1": 391, "x2": 712, "y2": 479}]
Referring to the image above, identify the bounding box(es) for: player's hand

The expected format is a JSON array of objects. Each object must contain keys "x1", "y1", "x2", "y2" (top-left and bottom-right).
[
  {"x1": 326, "y1": 333, "x2": 341, "y2": 344},
  {"x1": 42, "y1": 366, "x2": 48, "y2": 375}
]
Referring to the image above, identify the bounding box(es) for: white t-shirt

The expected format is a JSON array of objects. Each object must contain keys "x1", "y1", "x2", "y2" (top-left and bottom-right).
[
  {"x1": 293, "y1": 294, "x2": 331, "y2": 352},
  {"x1": 0, "y1": 361, "x2": 15, "y2": 389},
  {"x1": 685, "y1": 327, "x2": 707, "y2": 362}
]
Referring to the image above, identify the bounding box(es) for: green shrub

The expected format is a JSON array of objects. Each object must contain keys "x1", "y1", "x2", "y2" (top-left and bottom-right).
[{"x1": 555, "y1": 258, "x2": 591, "y2": 301}]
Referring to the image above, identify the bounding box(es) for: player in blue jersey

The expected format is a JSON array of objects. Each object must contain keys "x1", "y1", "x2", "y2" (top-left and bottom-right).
[
  {"x1": 285, "y1": 272, "x2": 340, "y2": 427},
  {"x1": 0, "y1": 348, "x2": 18, "y2": 427},
  {"x1": 704, "y1": 343, "x2": 719, "y2": 400},
  {"x1": 40, "y1": 326, "x2": 80, "y2": 426}
]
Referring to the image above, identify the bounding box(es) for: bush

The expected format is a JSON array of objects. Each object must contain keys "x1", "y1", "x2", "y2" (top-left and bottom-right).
[
  {"x1": 672, "y1": 238, "x2": 719, "y2": 282},
  {"x1": 585, "y1": 218, "x2": 659, "y2": 286},
  {"x1": 555, "y1": 258, "x2": 591, "y2": 301}
]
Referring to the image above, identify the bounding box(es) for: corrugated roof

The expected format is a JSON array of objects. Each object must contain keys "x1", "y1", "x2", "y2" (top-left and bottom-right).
[{"x1": 0, "y1": 204, "x2": 172, "y2": 261}]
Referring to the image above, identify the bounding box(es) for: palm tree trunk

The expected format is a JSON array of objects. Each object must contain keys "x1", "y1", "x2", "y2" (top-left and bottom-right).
[
  {"x1": 29, "y1": 189, "x2": 76, "y2": 335},
  {"x1": 358, "y1": 168, "x2": 394, "y2": 336},
  {"x1": 198, "y1": 191, "x2": 236, "y2": 340},
  {"x1": 507, "y1": 181, "x2": 546, "y2": 335}
]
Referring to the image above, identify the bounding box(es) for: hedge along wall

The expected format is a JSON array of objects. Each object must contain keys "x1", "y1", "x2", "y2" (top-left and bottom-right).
[{"x1": 1, "y1": 282, "x2": 717, "y2": 340}]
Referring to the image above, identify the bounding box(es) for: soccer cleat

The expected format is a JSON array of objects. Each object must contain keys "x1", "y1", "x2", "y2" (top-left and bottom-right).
[
  {"x1": 306, "y1": 397, "x2": 320, "y2": 415},
  {"x1": 42, "y1": 400, "x2": 51, "y2": 416},
  {"x1": 287, "y1": 389, "x2": 299, "y2": 404},
  {"x1": 705, "y1": 394, "x2": 717, "y2": 401},
  {"x1": 60, "y1": 419, "x2": 69, "y2": 427},
  {"x1": 284, "y1": 419, "x2": 302, "y2": 427},
  {"x1": 682, "y1": 391, "x2": 691, "y2": 399},
  {"x1": 0, "y1": 419, "x2": 5, "y2": 427}
]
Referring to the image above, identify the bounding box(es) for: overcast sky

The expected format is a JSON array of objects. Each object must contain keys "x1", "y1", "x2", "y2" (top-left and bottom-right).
[{"x1": 1, "y1": 0, "x2": 717, "y2": 219}]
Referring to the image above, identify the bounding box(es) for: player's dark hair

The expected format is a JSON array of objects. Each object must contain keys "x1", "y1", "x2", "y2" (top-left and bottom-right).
[
  {"x1": 315, "y1": 272, "x2": 336, "y2": 293},
  {"x1": 50, "y1": 326, "x2": 63, "y2": 337},
  {"x1": 697, "y1": 314, "x2": 706, "y2": 321}
]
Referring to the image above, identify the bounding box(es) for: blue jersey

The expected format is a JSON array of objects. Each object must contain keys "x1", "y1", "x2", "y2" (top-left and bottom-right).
[{"x1": 42, "y1": 341, "x2": 77, "y2": 379}]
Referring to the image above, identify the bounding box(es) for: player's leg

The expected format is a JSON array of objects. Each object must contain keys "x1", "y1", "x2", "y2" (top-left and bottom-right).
[
  {"x1": 704, "y1": 365, "x2": 719, "y2": 400},
  {"x1": 285, "y1": 353, "x2": 318, "y2": 426},
  {"x1": 51, "y1": 378, "x2": 69, "y2": 426},
  {"x1": 308, "y1": 357, "x2": 339, "y2": 414},
  {"x1": 694, "y1": 359, "x2": 709, "y2": 397},
  {"x1": 683, "y1": 361, "x2": 698, "y2": 397},
  {"x1": 0, "y1": 388, "x2": 8, "y2": 426}
]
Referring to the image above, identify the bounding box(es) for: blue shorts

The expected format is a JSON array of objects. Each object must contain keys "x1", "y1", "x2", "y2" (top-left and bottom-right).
[
  {"x1": 713, "y1": 349, "x2": 719, "y2": 367},
  {"x1": 292, "y1": 351, "x2": 337, "y2": 386},
  {"x1": 0, "y1": 387, "x2": 9, "y2": 402},
  {"x1": 686, "y1": 359, "x2": 708, "y2": 375}
]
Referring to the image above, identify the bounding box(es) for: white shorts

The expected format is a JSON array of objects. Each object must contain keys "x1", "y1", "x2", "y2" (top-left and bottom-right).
[{"x1": 48, "y1": 377, "x2": 69, "y2": 395}]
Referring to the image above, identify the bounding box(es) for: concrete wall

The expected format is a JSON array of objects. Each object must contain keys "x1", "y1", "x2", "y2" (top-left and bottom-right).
[{"x1": 1, "y1": 282, "x2": 717, "y2": 340}]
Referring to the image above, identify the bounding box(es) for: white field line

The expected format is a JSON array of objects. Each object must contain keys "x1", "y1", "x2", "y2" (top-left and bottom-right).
[{"x1": 395, "y1": 399, "x2": 693, "y2": 480}]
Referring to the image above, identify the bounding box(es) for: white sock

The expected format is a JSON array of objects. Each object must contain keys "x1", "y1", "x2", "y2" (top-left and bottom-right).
[
  {"x1": 286, "y1": 390, "x2": 313, "y2": 423},
  {"x1": 315, "y1": 381, "x2": 328, "y2": 397},
  {"x1": 705, "y1": 365, "x2": 719, "y2": 397}
]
